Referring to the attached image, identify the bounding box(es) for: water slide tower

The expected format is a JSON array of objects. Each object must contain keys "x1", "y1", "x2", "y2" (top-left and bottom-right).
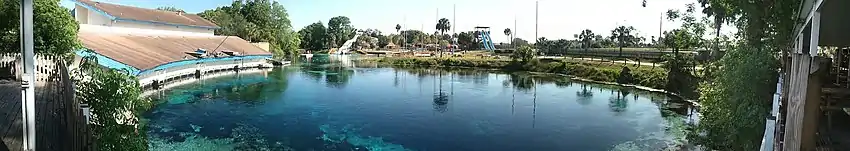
[{"x1": 474, "y1": 27, "x2": 496, "y2": 51}]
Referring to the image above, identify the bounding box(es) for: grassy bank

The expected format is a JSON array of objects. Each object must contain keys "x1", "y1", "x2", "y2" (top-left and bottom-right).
[{"x1": 368, "y1": 57, "x2": 667, "y2": 90}]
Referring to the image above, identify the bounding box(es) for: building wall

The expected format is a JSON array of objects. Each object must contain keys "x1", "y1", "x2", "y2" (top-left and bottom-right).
[
  {"x1": 74, "y1": 4, "x2": 215, "y2": 36},
  {"x1": 74, "y1": 5, "x2": 89, "y2": 24}
]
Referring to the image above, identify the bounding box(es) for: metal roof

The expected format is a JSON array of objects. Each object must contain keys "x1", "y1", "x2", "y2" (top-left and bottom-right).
[
  {"x1": 74, "y1": 0, "x2": 220, "y2": 29},
  {"x1": 77, "y1": 32, "x2": 271, "y2": 71}
]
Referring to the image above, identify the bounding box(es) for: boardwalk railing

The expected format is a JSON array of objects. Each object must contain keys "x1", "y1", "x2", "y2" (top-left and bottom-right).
[{"x1": 0, "y1": 53, "x2": 94, "y2": 150}]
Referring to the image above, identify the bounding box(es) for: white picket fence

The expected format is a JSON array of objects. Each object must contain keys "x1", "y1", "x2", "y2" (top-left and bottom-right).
[{"x1": 0, "y1": 53, "x2": 69, "y2": 83}]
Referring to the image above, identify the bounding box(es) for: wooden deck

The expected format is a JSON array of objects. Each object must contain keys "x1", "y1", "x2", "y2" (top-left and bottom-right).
[
  {"x1": 0, "y1": 54, "x2": 93, "y2": 151},
  {"x1": 0, "y1": 80, "x2": 87, "y2": 151}
]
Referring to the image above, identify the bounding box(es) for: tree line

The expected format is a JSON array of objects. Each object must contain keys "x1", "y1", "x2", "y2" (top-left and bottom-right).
[{"x1": 198, "y1": 0, "x2": 300, "y2": 59}]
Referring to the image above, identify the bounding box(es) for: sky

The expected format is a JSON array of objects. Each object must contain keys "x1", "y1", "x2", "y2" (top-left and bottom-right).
[{"x1": 61, "y1": 0, "x2": 735, "y2": 43}]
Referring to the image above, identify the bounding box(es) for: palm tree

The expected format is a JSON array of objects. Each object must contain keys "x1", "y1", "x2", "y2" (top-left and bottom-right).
[
  {"x1": 436, "y1": 18, "x2": 451, "y2": 56},
  {"x1": 575, "y1": 29, "x2": 595, "y2": 59},
  {"x1": 504, "y1": 28, "x2": 512, "y2": 47},
  {"x1": 396, "y1": 24, "x2": 403, "y2": 48},
  {"x1": 436, "y1": 18, "x2": 451, "y2": 35}
]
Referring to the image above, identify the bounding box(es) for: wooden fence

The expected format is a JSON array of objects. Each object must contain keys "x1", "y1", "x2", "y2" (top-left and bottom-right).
[{"x1": 0, "y1": 53, "x2": 94, "y2": 151}]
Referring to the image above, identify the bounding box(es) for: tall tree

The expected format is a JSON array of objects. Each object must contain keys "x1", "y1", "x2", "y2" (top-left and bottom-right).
[
  {"x1": 436, "y1": 18, "x2": 451, "y2": 36},
  {"x1": 199, "y1": 0, "x2": 300, "y2": 59},
  {"x1": 298, "y1": 22, "x2": 328, "y2": 51},
  {"x1": 504, "y1": 28, "x2": 512, "y2": 45},
  {"x1": 0, "y1": 0, "x2": 79, "y2": 55},
  {"x1": 456, "y1": 31, "x2": 476, "y2": 50},
  {"x1": 327, "y1": 16, "x2": 354, "y2": 48},
  {"x1": 574, "y1": 29, "x2": 596, "y2": 58},
  {"x1": 697, "y1": 0, "x2": 733, "y2": 60},
  {"x1": 608, "y1": 26, "x2": 641, "y2": 58}
]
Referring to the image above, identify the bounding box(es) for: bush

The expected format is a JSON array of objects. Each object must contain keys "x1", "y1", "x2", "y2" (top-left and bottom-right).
[{"x1": 74, "y1": 61, "x2": 150, "y2": 151}]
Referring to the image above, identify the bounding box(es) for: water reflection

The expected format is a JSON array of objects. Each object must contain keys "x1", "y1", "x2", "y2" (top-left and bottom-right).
[
  {"x1": 576, "y1": 84, "x2": 594, "y2": 106},
  {"x1": 301, "y1": 59, "x2": 355, "y2": 88},
  {"x1": 608, "y1": 88, "x2": 631, "y2": 114},
  {"x1": 503, "y1": 73, "x2": 535, "y2": 92}
]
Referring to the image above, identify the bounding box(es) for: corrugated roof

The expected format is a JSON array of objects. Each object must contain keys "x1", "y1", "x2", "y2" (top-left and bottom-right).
[
  {"x1": 78, "y1": 32, "x2": 271, "y2": 71},
  {"x1": 76, "y1": 0, "x2": 219, "y2": 28}
]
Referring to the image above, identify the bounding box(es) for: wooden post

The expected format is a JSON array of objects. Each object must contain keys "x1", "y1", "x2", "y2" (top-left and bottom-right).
[{"x1": 801, "y1": 57, "x2": 826, "y2": 150}]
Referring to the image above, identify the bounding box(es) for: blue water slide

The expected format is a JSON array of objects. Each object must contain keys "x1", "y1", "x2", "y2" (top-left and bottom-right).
[
  {"x1": 484, "y1": 31, "x2": 496, "y2": 50},
  {"x1": 479, "y1": 32, "x2": 491, "y2": 50}
]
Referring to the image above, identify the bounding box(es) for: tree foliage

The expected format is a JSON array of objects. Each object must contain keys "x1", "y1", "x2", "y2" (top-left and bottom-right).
[
  {"x1": 456, "y1": 31, "x2": 477, "y2": 50},
  {"x1": 609, "y1": 26, "x2": 643, "y2": 57},
  {"x1": 511, "y1": 45, "x2": 535, "y2": 63},
  {"x1": 503, "y1": 28, "x2": 512, "y2": 44},
  {"x1": 298, "y1": 22, "x2": 328, "y2": 51},
  {"x1": 691, "y1": 0, "x2": 801, "y2": 150},
  {"x1": 199, "y1": 0, "x2": 300, "y2": 59},
  {"x1": 74, "y1": 58, "x2": 151, "y2": 151},
  {"x1": 327, "y1": 16, "x2": 355, "y2": 48},
  {"x1": 0, "y1": 0, "x2": 79, "y2": 55},
  {"x1": 436, "y1": 18, "x2": 451, "y2": 35},
  {"x1": 574, "y1": 29, "x2": 596, "y2": 50}
]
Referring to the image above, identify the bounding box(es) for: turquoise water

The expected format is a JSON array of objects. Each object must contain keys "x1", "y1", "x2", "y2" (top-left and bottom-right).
[{"x1": 144, "y1": 62, "x2": 695, "y2": 151}]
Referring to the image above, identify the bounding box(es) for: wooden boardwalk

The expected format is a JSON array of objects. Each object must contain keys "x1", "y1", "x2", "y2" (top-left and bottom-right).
[
  {"x1": 0, "y1": 80, "x2": 82, "y2": 151},
  {"x1": 0, "y1": 54, "x2": 93, "y2": 151}
]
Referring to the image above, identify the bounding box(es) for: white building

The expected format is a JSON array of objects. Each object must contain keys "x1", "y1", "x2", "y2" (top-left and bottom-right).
[{"x1": 70, "y1": 0, "x2": 274, "y2": 90}]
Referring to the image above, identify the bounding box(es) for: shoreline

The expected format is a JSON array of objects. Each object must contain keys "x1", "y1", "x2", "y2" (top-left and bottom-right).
[{"x1": 363, "y1": 58, "x2": 700, "y2": 107}]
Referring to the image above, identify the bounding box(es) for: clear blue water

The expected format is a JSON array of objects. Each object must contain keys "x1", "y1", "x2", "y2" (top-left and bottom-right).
[{"x1": 144, "y1": 62, "x2": 695, "y2": 151}]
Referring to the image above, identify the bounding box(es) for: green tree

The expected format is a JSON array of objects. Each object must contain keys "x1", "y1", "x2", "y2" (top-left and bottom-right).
[
  {"x1": 327, "y1": 16, "x2": 354, "y2": 48},
  {"x1": 697, "y1": 0, "x2": 733, "y2": 59},
  {"x1": 608, "y1": 26, "x2": 641, "y2": 58},
  {"x1": 511, "y1": 45, "x2": 534, "y2": 63},
  {"x1": 535, "y1": 37, "x2": 551, "y2": 52},
  {"x1": 401, "y1": 30, "x2": 426, "y2": 45},
  {"x1": 503, "y1": 28, "x2": 512, "y2": 45},
  {"x1": 0, "y1": 0, "x2": 79, "y2": 55},
  {"x1": 436, "y1": 18, "x2": 451, "y2": 36},
  {"x1": 512, "y1": 38, "x2": 528, "y2": 47},
  {"x1": 574, "y1": 29, "x2": 596, "y2": 58},
  {"x1": 155, "y1": 6, "x2": 183, "y2": 12},
  {"x1": 685, "y1": 0, "x2": 801, "y2": 150},
  {"x1": 298, "y1": 22, "x2": 328, "y2": 51},
  {"x1": 74, "y1": 59, "x2": 150, "y2": 151},
  {"x1": 456, "y1": 31, "x2": 476, "y2": 50},
  {"x1": 199, "y1": 0, "x2": 299, "y2": 59},
  {"x1": 377, "y1": 35, "x2": 390, "y2": 48}
]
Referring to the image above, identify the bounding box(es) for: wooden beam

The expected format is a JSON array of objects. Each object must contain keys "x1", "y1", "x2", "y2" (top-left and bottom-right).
[{"x1": 783, "y1": 54, "x2": 812, "y2": 151}]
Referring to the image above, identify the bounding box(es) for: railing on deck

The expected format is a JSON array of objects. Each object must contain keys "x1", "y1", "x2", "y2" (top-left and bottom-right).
[{"x1": 0, "y1": 53, "x2": 94, "y2": 150}]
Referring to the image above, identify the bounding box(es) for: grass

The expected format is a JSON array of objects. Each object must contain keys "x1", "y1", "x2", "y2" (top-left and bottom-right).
[{"x1": 368, "y1": 56, "x2": 668, "y2": 90}]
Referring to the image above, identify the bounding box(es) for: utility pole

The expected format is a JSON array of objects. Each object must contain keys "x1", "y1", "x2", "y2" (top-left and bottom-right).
[
  {"x1": 514, "y1": 16, "x2": 517, "y2": 49},
  {"x1": 453, "y1": 4, "x2": 456, "y2": 53},
  {"x1": 535, "y1": 1, "x2": 538, "y2": 43},
  {"x1": 403, "y1": 16, "x2": 407, "y2": 50},
  {"x1": 19, "y1": 0, "x2": 36, "y2": 150},
  {"x1": 437, "y1": 8, "x2": 441, "y2": 57}
]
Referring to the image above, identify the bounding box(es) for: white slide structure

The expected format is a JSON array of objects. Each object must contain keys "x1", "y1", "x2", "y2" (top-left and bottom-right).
[{"x1": 336, "y1": 34, "x2": 360, "y2": 55}]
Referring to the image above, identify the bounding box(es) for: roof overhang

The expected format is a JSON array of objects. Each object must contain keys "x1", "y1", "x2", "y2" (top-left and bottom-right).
[
  {"x1": 796, "y1": 0, "x2": 850, "y2": 47},
  {"x1": 70, "y1": 0, "x2": 221, "y2": 30}
]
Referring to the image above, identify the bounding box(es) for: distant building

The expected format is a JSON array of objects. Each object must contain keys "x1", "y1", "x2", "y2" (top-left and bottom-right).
[{"x1": 70, "y1": 0, "x2": 273, "y2": 89}]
